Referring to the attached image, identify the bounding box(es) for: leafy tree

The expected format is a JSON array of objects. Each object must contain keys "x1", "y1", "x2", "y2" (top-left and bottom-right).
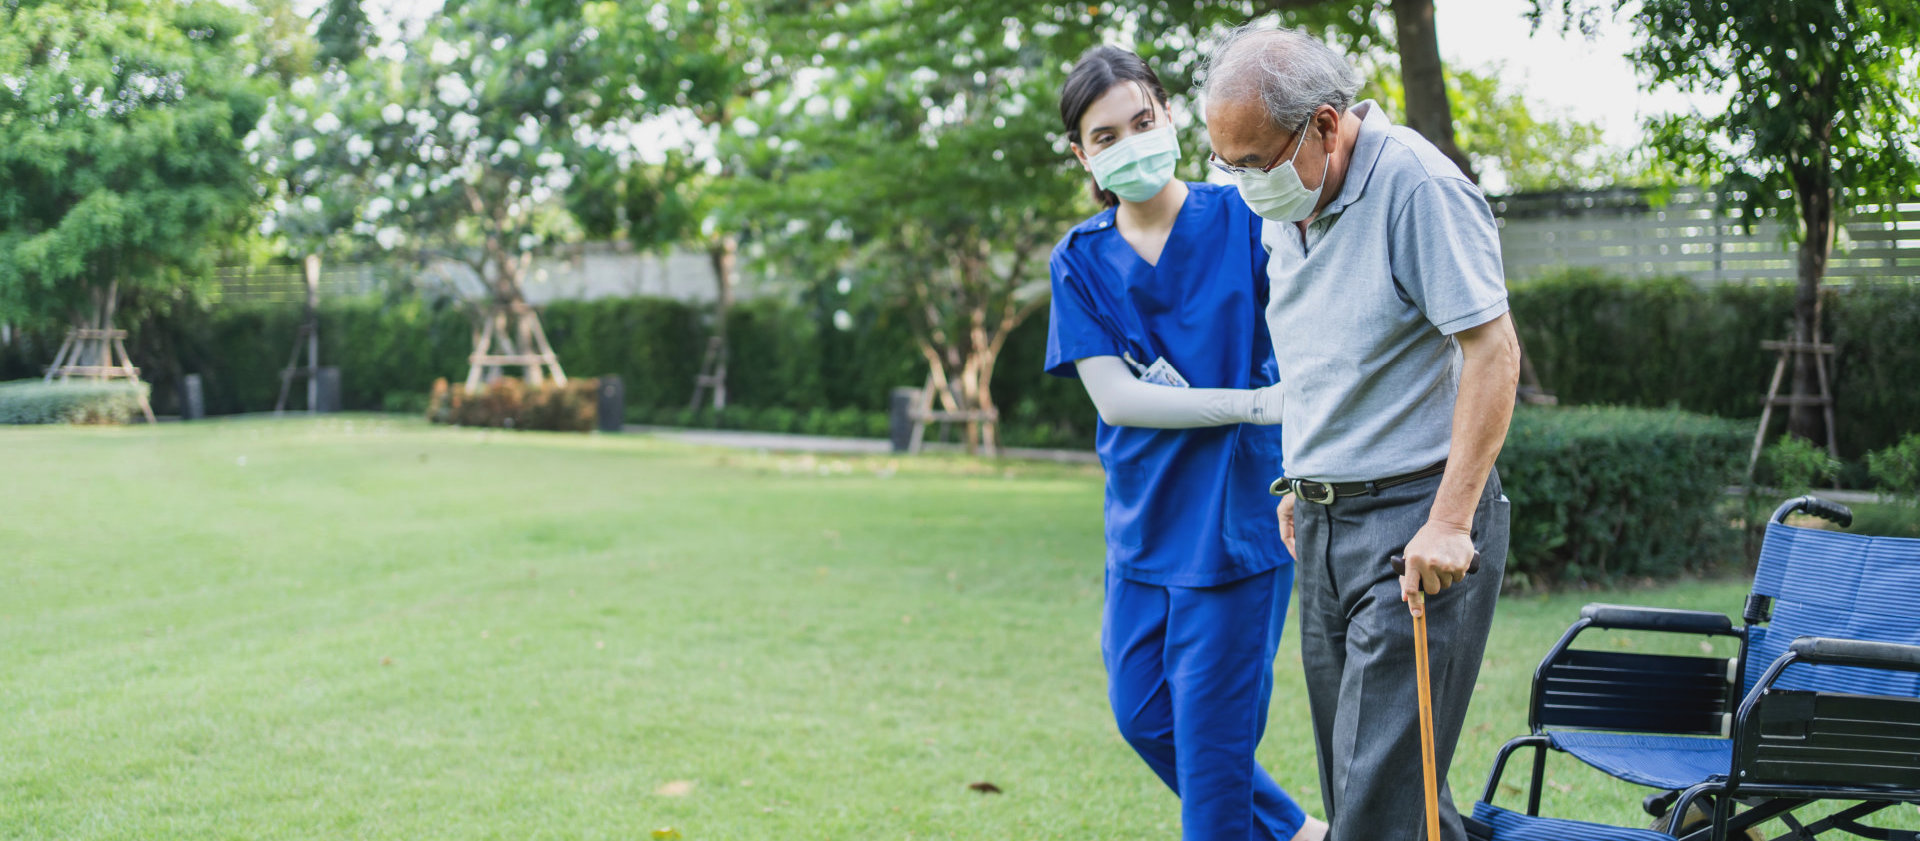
[
  {"x1": 996, "y1": 1, "x2": 1475, "y2": 176},
  {"x1": 951, "y1": 1, "x2": 1476, "y2": 177},
  {"x1": 251, "y1": 0, "x2": 323, "y2": 85},
  {"x1": 1362, "y1": 59, "x2": 1635, "y2": 192},
  {"x1": 268, "y1": 0, "x2": 616, "y2": 388},
  {"x1": 0, "y1": 0, "x2": 268, "y2": 334},
  {"x1": 313, "y1": 0, "x2": 370, "y2": 69},
  {"x1": 567, "y1": 0, "x2": 793, "y2": 408},
  {"x1": 732, "y1": 1, "x2": 1107, "y2": 453},
  {"x1": 1533, "y1": 0, "x2": 1920, "y2": 444},
  {"x1": 550, "y1": 1, "x2": 1499, "y2": 440},
  {"x1": 723, "y1": 1, "x2": 1465, "y2": 450}
]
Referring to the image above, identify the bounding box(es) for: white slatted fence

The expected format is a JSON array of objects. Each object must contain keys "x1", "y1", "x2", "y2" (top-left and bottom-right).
[{"x1": 1492, "y1": 188, "x2": 1920, "y2": 284}]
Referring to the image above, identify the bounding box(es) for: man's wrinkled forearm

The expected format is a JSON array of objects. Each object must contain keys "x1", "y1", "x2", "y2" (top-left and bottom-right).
[{"x1": 1428, "y1": 313, "x2": 1519, "y2": 528}]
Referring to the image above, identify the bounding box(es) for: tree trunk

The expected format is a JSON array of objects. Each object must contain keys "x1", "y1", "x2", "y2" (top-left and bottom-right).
[
  {"x1": 974, "y1": 344, "x2": 1000, "y2": 453},
  {"x1": 1389, "y1": 0, "x2": 1477, "y2": 182},
  {"x1": 706, "y1": 235, "x2": 737, "y2": 410},
  {"x1": 1788, "y1": 181, "x2": 1836, "y2": 443}
]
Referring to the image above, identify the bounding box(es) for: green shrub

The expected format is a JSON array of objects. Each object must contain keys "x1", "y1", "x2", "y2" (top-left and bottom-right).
[
  {"x1": 823, "y1": 407, "x2": 866, "y2": 437},
  {"x1": 5, "y1": 272, "x2": 1909, "y2": 458},
  {"x1": 760, "y1": 406, "x2": 800, "y2": 434},
  {"x1": 1830, "y1": 282, "x2": 1920, "y2": 459},
  {"x1": 426, "y1": 377, "x2": 598, "y2": 432},
  {"x1": 1867, "y1": 432, "x2": 1920, "y2": 505},
  {"x1": 0, "y1": 379, "x2": 150, "y2": 424},
  {"x1": 382, "y1": 391, "x2": 429, "y2": 414},
  {"x1": 1511, "y1": 269, "x2": 1790, "y2": 420},
  {"x1": 1762, "y1": 436, "x2": 1843, "y2": 494},
  {"x1": 1842, "y1": 503, "x2": 1920, "y2": 538},
  {"x1": 1511, "y1": 270, "x2": 1920, "y2": 458},
  {"x1": 615, "y1": 400, "x2": 887, "y2": 440},
  {"x1": 1496, "y1": 406, "x2": 1748, "y2": 587}
]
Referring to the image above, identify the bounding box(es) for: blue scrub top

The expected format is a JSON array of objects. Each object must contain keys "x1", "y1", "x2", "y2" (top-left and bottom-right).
[{"x1": 1044, "y1": 182, "x2": 1291, "y2": 588}]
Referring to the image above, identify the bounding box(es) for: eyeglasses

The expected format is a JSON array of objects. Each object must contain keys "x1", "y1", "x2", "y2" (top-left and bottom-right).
[{"x1": 1207, "y1": 115, "x2": 1313, "y2": 178}]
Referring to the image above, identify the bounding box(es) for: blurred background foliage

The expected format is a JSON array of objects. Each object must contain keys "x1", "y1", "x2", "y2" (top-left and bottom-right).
[{"x1": 1, "y1": 0, "x2": 1917, "y2": 517}]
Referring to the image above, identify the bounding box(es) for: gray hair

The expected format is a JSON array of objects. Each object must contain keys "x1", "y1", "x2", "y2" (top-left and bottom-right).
[{"x1": 1200, "y1": 25, "x2": 1364, "y2": 130}]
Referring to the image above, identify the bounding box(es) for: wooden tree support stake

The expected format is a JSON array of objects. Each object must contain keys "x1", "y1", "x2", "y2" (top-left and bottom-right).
[
  {"x1": 688, "y1": 335, "x2": 728, "y2": 411},
  {"x1": 462, "y1": 301, "x2": 566, "y2": 392},
  {"x1": 904, "y1": 372, "x2": 999, "y2": 457},
  {"x1": 1747, "y1": 337, "x2": 1840, "y2": 479},
  {"x1": 43, "y1": 281, "x2": 156, "y2": 423},
  {"x1": 688, "y1": 235, "x2": 738, "y2": 412},
  {"x1": 276, "y1": 253, "x2": 323, "y2": 414}
]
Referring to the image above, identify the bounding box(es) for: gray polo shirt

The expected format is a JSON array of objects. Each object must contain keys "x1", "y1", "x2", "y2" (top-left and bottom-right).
[{"x1": 1262, "y1": 100, "x2": 1508, "y2": 483}]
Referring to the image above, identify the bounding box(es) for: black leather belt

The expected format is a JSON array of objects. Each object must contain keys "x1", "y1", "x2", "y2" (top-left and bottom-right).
[{"x1": 1269, "y1": 460, "x2": 1448, "y2": 505}]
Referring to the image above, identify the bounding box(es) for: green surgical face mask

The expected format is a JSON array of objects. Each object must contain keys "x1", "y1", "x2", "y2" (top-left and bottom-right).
[{"x1": 1088, "y1": 126, "x2": 1180, "y2": 203}]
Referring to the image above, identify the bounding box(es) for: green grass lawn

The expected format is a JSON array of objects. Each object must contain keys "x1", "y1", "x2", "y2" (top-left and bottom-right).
[{"x1": 2, "y1": 417, "x2": 1908, "y2": 839}]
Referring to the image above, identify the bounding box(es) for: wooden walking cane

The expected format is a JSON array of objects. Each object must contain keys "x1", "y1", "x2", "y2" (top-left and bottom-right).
[
  {"x1": 1412, "y1": 590, "x2": 1441, "y2": 841},
  {"x1": 1392, "y1": 554, "x2": 1480, "y2": 841}
]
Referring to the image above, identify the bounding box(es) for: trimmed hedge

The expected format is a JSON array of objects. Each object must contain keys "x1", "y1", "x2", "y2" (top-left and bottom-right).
[
  {"x1": 628, "y1": 404, "x2": 893, "y2": 439},
  {"x1": 0, "y1": 269, "x2": 1913, "y2": 457},
  {"x1": 0, "y1": 379, "x2": 150, "y2": 424},
  {"x1": 1496, "y1": 406, "x2": 1748, "y2": 587},
  {"x1": 1512, "y1": 270, "x2": 1920, "y2": 457},
  {"x1": 0, "y1": 291, "x2": 1098, "y2": 446}
]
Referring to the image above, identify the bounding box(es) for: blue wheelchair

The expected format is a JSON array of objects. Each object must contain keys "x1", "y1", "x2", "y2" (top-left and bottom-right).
[{"x1": 1468, "y1": 496, "x2": 1920, "y2": 841}]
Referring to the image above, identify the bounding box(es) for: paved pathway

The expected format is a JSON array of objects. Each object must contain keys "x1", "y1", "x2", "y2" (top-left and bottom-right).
[{"x1": 624, "y1": 425, "x2": 1101, "y2": 464}]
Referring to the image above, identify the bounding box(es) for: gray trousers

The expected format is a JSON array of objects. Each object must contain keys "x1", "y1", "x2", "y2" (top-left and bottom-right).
[{"x1": 1293, "y1": 469, "x2": 1508, "y2": 841}]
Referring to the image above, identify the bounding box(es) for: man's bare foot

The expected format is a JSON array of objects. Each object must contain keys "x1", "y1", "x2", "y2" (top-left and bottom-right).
[{"x1": 1289, "y1": 816, "x2": 1329, "y2": 841}]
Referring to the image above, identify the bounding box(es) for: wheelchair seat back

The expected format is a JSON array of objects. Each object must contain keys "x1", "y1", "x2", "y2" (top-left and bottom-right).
[
  {"x1": 1744, "y1": 522, "x2": 1920, "y2": 698},
  {"x1": 1736, "y1": 521, "x2": 1920, "y2": 789}
]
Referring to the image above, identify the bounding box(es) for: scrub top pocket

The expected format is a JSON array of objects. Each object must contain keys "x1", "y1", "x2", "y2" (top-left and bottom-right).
[{"x1": 1104, "y1": 461, "x2": 1152, "y2": 551}]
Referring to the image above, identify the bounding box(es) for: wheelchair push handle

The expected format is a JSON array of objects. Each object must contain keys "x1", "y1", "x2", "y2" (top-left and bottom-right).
[
  {"x1": 1769, "y1": 495, "x2": 1853, "y2": 528},
  {"x1": 1390, "y1": 553, "x2": 1481, "y2": 577}
]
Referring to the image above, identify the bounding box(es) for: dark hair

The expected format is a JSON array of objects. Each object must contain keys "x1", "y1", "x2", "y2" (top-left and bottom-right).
[{"x1": 1059, "y1": 46, "x2": 1171, "y2": 209}]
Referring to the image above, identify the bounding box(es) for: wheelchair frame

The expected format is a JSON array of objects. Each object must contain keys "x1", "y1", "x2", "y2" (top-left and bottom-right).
[{"x1": 1474, "y1": 496, "x2": 1920, "y2": 841}]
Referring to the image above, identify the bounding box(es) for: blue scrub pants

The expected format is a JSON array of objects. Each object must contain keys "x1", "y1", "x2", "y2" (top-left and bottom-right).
[{"x1": 1103, "y1": 565, "x2": 1309, "y2": 841}]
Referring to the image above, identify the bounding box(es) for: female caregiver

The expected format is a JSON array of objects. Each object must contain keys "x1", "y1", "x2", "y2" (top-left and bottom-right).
[{"x1": 1044, "y1": 46, "x2": 1326, "y2": 841}]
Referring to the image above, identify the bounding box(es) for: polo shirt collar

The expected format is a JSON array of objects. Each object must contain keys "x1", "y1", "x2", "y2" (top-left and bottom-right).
[{"x1": 1321, "y1": 99, "x2": 1390, "y2": 217}]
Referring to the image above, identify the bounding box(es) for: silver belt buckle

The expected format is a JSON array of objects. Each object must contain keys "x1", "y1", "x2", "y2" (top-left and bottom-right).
[{"x1": 1291, "y1": 478, "x2": 1337, "y2": 505}]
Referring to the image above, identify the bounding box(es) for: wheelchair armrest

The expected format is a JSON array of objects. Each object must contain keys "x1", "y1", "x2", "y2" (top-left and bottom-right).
[
  {"x1": 1731, "y1": 636, "x2": 1920, "y2": 790},
  {"x1": 1740, "y1": 635, "x2": 1920, "y2": 703},
  {"x1": 1578, "y1": 603, "x2": 1737, "y2": 636},
  {"x1": 1787, "y1": 636, "x2": 1920, "y2": 674}
]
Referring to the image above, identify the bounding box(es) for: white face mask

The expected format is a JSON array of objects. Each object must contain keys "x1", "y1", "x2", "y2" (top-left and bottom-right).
[
  {"x1": 1086, "y1": 126, "x2": 1181, "y2": 204},
  {"x1": 1231, "y1": 121, "x2": 1328, "y2": 223}
]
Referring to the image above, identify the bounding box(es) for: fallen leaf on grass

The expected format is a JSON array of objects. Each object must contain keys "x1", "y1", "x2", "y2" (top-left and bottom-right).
[
  {"x1": 651, "y1": 828, "x2": 681, "y2": 840},
  {"x1": 967, "y1": 781, "x2": 1003, "y2": 794},
  {"x1": 380, "y1": 656, "x2": 393, "y2": 666},
  {"x1": 656, "y1": 780, "x2": 696, "y2": 797}
]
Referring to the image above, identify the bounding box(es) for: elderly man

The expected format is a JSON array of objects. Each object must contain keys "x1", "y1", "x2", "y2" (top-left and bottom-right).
[{"x1": 1201, "y1": 25, "x2": 1520, "y2": 841}]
